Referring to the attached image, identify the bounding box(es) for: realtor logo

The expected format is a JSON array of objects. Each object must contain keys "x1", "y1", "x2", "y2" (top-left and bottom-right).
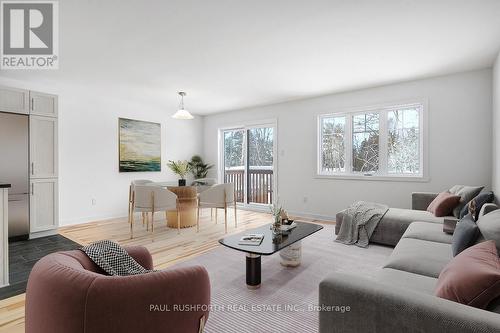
[{"x1": 1, "y1": 1, "x2": 58, "y2": 69}]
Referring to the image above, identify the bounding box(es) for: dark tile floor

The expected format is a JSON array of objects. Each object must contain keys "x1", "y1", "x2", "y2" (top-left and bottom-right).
[{"x1": 0, "y1": 235, "x2": 81, "y2": 300}]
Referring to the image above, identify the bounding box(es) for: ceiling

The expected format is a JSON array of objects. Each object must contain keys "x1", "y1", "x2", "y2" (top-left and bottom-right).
[{"x1": 2, "y1": 0, "x2": 500, "y2": 115}]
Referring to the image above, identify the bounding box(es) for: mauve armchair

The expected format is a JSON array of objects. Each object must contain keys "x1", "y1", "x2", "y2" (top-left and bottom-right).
[{"x1": 25, "y1": 246, "x2": 210, "y2": 333}]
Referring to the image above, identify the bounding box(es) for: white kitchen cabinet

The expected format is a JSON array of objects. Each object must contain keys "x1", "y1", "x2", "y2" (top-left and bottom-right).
[
  {"x1": 29, "y1": 179, "x2": 58, "y2": 234},
  {"x1": 0, "y1": 86, "x2": 29, "y2": 114},
  {"x1": 30, "y1": 116, "x2": 58, "y2": 178},
  {"x1": 29, "y1": 91, "x2": 58, "y2": 117}
]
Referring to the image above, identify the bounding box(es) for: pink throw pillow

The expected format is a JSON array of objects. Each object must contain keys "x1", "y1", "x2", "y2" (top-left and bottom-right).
[
  {"x1": 427, "y1": 192, "x2": 461, "y2": 217},
  {"x1": 435, "y1": 240, "x2": 500, "y2": 308}
]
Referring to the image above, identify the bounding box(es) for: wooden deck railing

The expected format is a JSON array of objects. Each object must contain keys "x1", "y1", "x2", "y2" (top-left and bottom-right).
[{"x1": 224, "y1": 169, "x2": 273, "y2": 204}]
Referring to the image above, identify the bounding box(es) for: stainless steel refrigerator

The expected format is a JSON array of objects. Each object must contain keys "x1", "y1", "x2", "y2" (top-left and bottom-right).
[{"x1": 0, "y1": 112, "x2": 29, "y2": 239}]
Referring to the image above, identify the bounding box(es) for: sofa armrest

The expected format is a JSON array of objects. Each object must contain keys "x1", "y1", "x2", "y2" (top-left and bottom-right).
[
  {"x1": 124, "y1": 245, "x2": 153, "y2": 270},
  {"x1": 85, "y1": 265, "x2": 210, "y2": 333},
  {"x1": 319, "y1": 273, "x2": 500, "y2": 333},
  {"x1": 411, "y1": 192, "x2": 438, "y2": 211}
]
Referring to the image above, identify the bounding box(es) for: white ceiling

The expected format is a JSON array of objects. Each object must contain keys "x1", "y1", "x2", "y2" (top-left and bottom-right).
[{"x1": 2, "y1": 0, "x2": 500, "y2": 115}]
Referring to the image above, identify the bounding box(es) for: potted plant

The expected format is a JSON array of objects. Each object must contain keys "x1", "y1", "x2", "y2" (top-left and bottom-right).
[
  {"x1": 167, "y1": 160, "x2": 190, "y2": 186},
  {"x1": 188, "y1": 155, "x2": 213, "y2": 179}
]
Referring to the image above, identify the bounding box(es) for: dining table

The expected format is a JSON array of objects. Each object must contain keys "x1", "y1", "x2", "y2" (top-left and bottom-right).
[{"x1": 151, "y1": 182, "x2": 199, "y2": 228}]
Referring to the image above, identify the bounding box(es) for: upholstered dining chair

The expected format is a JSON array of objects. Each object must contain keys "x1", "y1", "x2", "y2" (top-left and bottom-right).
[
  {"x1": 128, "y1": 179, "x2": 153, "y2": 227},
  {"x1": 131, "y1": 185, "x2": 180, "y2": 238},
  {"x1": 197, "y1": 183, "x2": 237, "y2": 233}
]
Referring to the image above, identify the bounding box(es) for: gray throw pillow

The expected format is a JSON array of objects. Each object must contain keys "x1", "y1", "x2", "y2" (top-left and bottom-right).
[
  {"x1": 476, "y1": 209, "x2": 500, "y2": 253},
  {"x1": 449, "y1": 185, "x2": 484, "y2": 218},
  {"x1": 451, "y1": 214, "x2": 480, "y2": 256}
]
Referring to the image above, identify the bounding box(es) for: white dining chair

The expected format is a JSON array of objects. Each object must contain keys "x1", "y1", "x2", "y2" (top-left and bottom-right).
[
  {"x1": 197, "y1": 183, "x2": 237, "y2": 233},
  {"x1": 128, "y1": 180, "x2": 153, "y2": 228},
  {"x1": 131, "y1": 185, "x2": 180, "y2": 238}
]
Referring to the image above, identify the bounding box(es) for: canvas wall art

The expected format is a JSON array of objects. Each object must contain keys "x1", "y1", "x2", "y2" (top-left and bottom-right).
[{"x1": 119, "y1": 118, "x2": 161, "y2": 172}]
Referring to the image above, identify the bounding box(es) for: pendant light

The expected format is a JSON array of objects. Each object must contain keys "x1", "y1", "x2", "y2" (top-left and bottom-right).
[{"x1": 172, "y1": 91, "x2": 194, "y2": 119}]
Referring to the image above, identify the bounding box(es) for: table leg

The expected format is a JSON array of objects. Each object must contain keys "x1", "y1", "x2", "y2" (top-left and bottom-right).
[
  {"x1": 279, "y1": 241, "x2": 302, "y2": 267},
  {"x1": 246, "y1": 253, "x2": 261, "y2": 289}
]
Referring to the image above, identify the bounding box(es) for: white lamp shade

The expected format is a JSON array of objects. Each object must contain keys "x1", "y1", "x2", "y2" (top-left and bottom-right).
[{"x1": 172, "y1": 109, "x2": 194, "y2": 120}]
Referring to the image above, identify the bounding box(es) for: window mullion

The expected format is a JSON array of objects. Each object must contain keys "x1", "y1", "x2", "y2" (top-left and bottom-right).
[
  {"x1": 378, "y1": 111, "x2": 388, "y2": 176},
  {"x1": 346, "y1": 115, "x2": 353, "y2": 173}
]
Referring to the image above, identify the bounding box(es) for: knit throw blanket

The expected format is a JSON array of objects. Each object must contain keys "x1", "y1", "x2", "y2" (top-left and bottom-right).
[
  {"x1": 335, "y1": 201, "x2": 388, "y2": 248},
  {"x1": 81, "y1": 240, "x2": 155, "y2": 276}
]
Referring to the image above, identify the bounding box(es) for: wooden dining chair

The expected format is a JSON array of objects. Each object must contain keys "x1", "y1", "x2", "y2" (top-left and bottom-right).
[{"x1": 197, "y1": 183, "x2": 237, "y2": 233}]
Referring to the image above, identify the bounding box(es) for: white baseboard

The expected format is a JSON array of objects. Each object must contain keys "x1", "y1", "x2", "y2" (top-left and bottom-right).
[{"x1": 60, "y1": 213, "x2": 128, "y2": 227}]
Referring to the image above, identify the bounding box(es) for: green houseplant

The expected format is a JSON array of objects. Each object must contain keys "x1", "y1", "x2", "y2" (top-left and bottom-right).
[
  {"x1": 188, "y1": 155, "x2": 213, "y2": 179},
  {"x1": 167, "y1": 160, "x2": 190, "y2": 186}
]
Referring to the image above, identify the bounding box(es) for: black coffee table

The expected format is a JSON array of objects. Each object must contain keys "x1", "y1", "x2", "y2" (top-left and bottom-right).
[{"x1": 218, "y1": 221, "x2": 323, "y2": 289}]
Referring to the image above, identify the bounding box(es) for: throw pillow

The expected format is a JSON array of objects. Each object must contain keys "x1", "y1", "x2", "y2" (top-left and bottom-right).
[
  {"x1": 459, "y1": 191, "x2": 495, "y2": 220},
  {"x1": 451, "y1": 214, "x2": 480, "y2": 256},
  {"x1": 435, "y1": 240, "x2": 500, "y2": 309},
  {"x1": 477, "y1": 209, "x2": 500, "y2": 253},
  {"x1": 426, "y1": 192, "x2": 461, "y2": 217},
  {"x1": 448, "y1": 185, "x2": 484, "y2": 218}
]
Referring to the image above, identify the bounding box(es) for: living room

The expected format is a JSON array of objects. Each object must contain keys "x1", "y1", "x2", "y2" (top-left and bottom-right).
[{"x1": 0, "y1": 1, "x2": 500, "y2": 332}]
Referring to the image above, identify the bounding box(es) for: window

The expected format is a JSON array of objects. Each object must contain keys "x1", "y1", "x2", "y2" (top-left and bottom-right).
[{"x1": 318, "y1": 103, "x2": 424, "y2": 179}]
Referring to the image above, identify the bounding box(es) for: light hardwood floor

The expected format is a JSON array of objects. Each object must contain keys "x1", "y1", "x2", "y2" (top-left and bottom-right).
[{"x1": 0, "y1": 209, "x2": 333, "y2": 332}]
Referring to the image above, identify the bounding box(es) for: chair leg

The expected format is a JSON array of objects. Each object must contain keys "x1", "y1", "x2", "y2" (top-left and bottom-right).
[
  {"x1": 215, "y1": 208, "x2": 218, "y2": 224},
  {"x1": 142, "y1": 212, "x2": 145, "y2": 226},
  {"x1": 234, "y1": 202, "x2": 237, "y2": 228},
  {"x1": 130, "y1": 209, "x2": 134, "y2": 239},
  {"x1": 151, "y1": 212, "x2": 154, "y2": 233},
  {"x1": 224, "y1": 206, "x2": 228, "y2": 234},
  {"x1": 210, "y1": 208, "x2": 213, "y2": 221},
  {"x1": 165, "y1": 211, "x2": 168, "y2": 224}
]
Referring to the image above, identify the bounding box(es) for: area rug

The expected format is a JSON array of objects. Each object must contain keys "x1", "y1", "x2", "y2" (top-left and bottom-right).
[{"x1": 172, "y1": 224, "x2": 393, "y2": 333}]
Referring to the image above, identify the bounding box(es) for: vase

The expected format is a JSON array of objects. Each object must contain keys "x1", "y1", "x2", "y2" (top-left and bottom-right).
[{"x1": 178, "y1": 179, "x2": 186, "y2": 186}]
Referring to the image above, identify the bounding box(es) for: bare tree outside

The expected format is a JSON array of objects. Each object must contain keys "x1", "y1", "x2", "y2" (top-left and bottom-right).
[
  {"x1": 321, "y1": 116, "x2": 346, "y2": 172},
  {"x1": 388, "y1": 108, "x2": 420, "y2": 174},
  {"x1": 352, "y1": 113, "x2": 379, "y2": 173}
]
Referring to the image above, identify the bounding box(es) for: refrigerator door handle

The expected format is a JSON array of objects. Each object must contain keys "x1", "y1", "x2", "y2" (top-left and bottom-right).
[
  {"x1": 31, "y1": 183, "x2": 34, "y2": 196},
  {"x1": 31, "y1": 162, "x2": 34, "y2": 175}
]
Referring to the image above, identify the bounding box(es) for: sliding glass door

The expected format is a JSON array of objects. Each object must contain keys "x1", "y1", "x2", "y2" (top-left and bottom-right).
[{"x1": 222, "y1": 123, "x2": 275, "y2": 206}]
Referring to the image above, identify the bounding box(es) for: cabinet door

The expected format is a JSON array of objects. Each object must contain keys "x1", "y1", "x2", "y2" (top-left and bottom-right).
[
  {"x1": 30, "y1": 91, "x2": 58, "y2": 117},
  {"x1": 29, "y1": 179, "x2": 58, "y2": 233},
  {"x1": 0, "y1": 86, "x2": 29, "y2": 114},
  {"x1": 30, "y1": 116, "x2": 58, "y2": 178}
]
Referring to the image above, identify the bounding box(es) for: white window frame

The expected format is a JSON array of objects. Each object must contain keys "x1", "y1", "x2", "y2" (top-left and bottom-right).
[
  {"x1": 316, "y1": 101, "x2": 428, "y2": 182},
  {"x1": 217, "y1": 118, "x2": 278, "y2": 208}
]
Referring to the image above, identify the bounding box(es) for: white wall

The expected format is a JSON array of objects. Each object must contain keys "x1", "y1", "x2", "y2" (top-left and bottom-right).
[
  {"x1": 493, "y1": 52, "x2": 500, "y2": 194},
  {"x1": 203, "y1": 69, "x2": 493, "y2": 219},
  {"x1": 0, "y1": 77, "x2": 204, "y2": 225}
]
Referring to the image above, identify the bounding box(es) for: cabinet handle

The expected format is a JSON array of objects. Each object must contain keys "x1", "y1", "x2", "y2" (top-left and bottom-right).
[
  {"x1": 31, "y1": 98, "x2": 34, "y2": 111},
  {"x1": 31, "y1": 183, "x2": 34, "y2": 196},
  {"x1": 31, "y1": 162, "x2": 34, "y2": 175}
]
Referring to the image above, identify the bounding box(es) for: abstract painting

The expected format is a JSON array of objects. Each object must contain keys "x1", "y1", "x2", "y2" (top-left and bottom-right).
[{"x1": 119, "y1": 118, "x2": 161, "y2": 172}]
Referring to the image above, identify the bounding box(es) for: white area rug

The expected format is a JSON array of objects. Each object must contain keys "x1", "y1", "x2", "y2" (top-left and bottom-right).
[{"x1": 173, "y1": 224, "x2": 393, "y2": 333}]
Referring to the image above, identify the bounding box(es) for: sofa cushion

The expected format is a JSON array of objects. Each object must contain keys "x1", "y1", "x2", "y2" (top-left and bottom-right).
[
  {"x1": 448, "y1": 185, "x2": 484, "y2": 218},
  {"x1": 384, "y1": 238, "x2": 452, "y2": 278},
  {"x1": 451, "y1": 215, "x2": 480, "y2": 256},
  {"x1": 435, "y1": 241, "x2": 500, "y2": 309},
  {"x1": 477, "y1": 209, "x2": 500, "y2": 253},
  {"x1": 377, "y1": 268, "x2": 437, "y2": 295},
  {"x1": 402, "y1": 221, "x2": 452, "y2": 244},
  {"x1": 427, "y1": 192, "x2": 461, "y2": 217}
]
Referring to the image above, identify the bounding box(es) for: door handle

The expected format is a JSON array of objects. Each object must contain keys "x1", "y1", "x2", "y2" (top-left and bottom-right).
[
  {"x1": 31, "y1": 183, "x2": 34, "y2": 196},
  {"x1": 31, "y1": 162, "x2": 34, "y2": 175},
  {"x1": 31, "y1": 97, "x2": 34, "y2": 111}
]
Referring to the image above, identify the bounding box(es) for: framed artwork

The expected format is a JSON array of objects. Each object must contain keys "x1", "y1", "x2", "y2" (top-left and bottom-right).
[{"x1": 119, "y1": 118, "x2": 161, "y2": 172}]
